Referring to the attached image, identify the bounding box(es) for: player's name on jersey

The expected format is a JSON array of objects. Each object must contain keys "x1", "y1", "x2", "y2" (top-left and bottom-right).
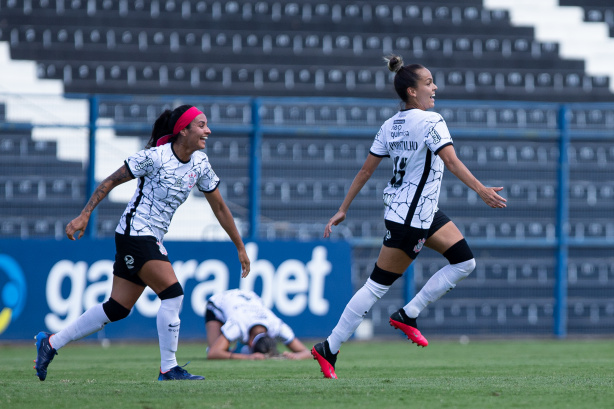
[{"x1": 388, "y1": 140, "x2": 418, "y2": 150}]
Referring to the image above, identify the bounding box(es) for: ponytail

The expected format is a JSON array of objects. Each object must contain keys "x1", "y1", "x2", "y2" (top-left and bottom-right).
[
  {"x1": 146, "y1": 104, "x2": 194, "y2": 148},
  {"x1": 384, "y1": 54, "x2": 425, "y2": 103}
]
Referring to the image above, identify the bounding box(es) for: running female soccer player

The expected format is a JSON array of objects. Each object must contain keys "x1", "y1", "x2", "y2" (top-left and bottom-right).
[
  {"x1": 312, "y1": 55, "x2": 507, "y2": 379},
  {"x1": 34, "y1": 105, "x2": 250, "y2": 381}
]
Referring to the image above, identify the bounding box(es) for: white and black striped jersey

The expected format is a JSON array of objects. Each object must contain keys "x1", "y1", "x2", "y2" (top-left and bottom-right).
[
  {"x1": 116, "y1": 143, "x2": 220, "y2": 241},
  {"x1": 208, "y1": 289, "x2": 295, "y2": 345},
  {"x1": 370, "y1": 109, "x2": 453, "y2": 228}
]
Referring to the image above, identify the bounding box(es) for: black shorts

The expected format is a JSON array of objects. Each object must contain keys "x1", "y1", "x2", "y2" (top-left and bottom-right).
[
  {"x1": 383, "y1": 210, "x2": 451, "y2": 259},
  {"x1": 113, "y1": 233, "x2": 170, "y2": 287},
  {"x1": 204, "y1": 301, "x2": 223, "y2": 324}
]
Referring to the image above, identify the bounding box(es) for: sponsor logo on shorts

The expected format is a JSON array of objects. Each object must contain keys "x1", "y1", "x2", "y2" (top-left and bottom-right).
[
  {"x1": 385, "y1": 230, "x2": 392, "y2": 241},
  {"x1": 124, "y1": 255, "x2": 135, "y2": 269},
  {"x1": 413, "y1": 238, "x2": 426, "y2": 253}
]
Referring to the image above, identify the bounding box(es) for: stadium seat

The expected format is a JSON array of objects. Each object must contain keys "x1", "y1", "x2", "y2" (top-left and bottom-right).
[
  {"x1": 4, "y1": 0, "x2": 612, "y2": 101},
  {"x1": 2, "y1": 0, "x2": 614, "y2": 339}
]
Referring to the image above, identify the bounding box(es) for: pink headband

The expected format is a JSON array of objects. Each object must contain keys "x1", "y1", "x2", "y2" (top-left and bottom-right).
[{"x1": 156, "y1": 106, "x2": 203, "y2": 146}]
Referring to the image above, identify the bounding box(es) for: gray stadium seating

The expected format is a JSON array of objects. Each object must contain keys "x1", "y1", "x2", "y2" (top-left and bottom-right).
[
  {"x1": 1, "y1": 0, "x2": 612, "y2": 101},
  {"x1": 560, "y1": 0, "x2": 614, "y2": 37},
  {"x1": 1, "y1": 0, "x2": 613, "y2": 336}
]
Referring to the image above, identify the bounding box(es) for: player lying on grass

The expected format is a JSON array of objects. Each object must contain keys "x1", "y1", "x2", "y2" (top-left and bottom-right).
[{"x1": 205, "y1": 289, "x2": 311, "y2": 360}]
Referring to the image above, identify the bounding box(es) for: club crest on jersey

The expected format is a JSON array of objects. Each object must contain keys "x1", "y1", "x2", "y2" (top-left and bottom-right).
[
  {"x1": 428, "y1": 127, "x2": 441, "y2": 144},
  {"x1": 187, "y1": 172, "x2": 197, "y2": 189},
  {"x1": 413, "y1": 238, "x2": 426, "y2": 253}
]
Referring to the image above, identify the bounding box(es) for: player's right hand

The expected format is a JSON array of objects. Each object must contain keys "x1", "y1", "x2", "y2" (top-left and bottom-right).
[{"x1": 66, "y1": 214, "x2": 89, "y2": 240}]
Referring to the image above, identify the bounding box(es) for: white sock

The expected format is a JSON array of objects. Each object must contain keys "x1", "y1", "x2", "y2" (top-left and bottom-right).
[
  {"x1": 327, "y1": 278, "x2": 390, "y2": 353},
  {"x1": 404, "y1": 259, "x2": 476, "y2": 318},
  {"x1": 50, "y1": 304, "x2": 110, "y2": 350},
  {"x1": 157, "y1": 295, "x2": 183, "y2": 372}
]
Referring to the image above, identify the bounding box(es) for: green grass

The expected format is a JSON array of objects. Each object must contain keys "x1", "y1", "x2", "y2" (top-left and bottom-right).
[{"x1": 1, "y1": 338, "x2": 613, "y2": 409}]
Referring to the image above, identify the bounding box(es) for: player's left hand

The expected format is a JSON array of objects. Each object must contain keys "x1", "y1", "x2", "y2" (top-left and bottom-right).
[
  {"x1": 478, "y1": 186, "x2": 507, "y2": 208},
  {"x1": 282, "y1": 350, "x2": 311, "y2": 360},
  {"x1": 248, "y1": 352, "x2": 266, "y2": 360},
  {"x1": 324, "y1": 211, "x2": 346, "y2": 238}
]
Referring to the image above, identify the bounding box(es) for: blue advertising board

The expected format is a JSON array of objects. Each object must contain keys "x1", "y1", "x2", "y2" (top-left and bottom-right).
[{"x1": 0, "y1": 239, "x2": 352, "y2": 341}]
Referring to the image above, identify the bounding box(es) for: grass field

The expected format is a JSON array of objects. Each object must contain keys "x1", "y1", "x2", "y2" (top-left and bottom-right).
[{"x1": 1, "y1": 338, "x2": 613, "y2": 409}]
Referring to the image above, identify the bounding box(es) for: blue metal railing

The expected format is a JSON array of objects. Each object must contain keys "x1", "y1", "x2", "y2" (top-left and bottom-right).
[
  {"x1": 554, "y1": 105, "x2": 570, "y2": 338},
  {"x1": 2, "y1": 93, "x2": 613, "y2": 336}
]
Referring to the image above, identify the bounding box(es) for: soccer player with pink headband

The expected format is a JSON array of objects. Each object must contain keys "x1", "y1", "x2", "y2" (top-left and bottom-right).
[{"x1": 34, "y1": 105, "x2": 250, "y2": 381}]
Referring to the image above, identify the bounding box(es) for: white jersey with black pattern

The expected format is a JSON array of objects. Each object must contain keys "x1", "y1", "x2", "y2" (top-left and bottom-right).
[
  {"x1": 370, "y1": 109, "x2": 453, "y2": 228},
  {"x1": 208, "y1": 289, "x2": 295, "y2": 345},
  {"x1": 116, "y1": 143, "x2": 220, "y2": 241}
]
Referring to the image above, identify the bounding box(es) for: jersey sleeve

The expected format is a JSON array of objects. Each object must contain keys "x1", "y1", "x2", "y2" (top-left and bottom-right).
[
  {"x1": 369, "y1": 126, "x2": 390, "y2": 158},
  {"x1": 424, "y1": 113, "x2": 453, "y2": 154},
  {"x1": 220, "y1": 319, "x2": 242, "y2": 343},
  {"x1": 196, "y1": 155, "x2": 221, "y2": 193},
  {"x1": 276, "y1": 322, "x2": 296, "y2": 345},
  {"x1": 124, "y1": 148, "x2": 159, "y2": 178}
]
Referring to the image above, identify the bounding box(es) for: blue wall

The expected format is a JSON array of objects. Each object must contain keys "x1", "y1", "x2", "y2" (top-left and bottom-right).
[{"x1": 0, "y1": 239, "x2": 352, "y2": 340}]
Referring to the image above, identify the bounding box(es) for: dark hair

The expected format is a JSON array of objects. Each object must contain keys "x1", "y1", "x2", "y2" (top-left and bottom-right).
[
  {"x1": 146, "y1": 104, "x2": 193, "y2": 148},
  {"x1": 252, "y1": 335, "x2": 278, "y2": 356},
  {"x1": 384, "y1": 54, "x2": 425, "y2": 103}
]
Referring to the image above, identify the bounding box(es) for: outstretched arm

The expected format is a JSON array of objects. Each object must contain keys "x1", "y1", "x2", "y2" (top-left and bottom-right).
[
  {"x1": 324, "y1": 153, "x2": 383, "y2": 237},
  {"x1": 66, "y1": 164, "x2": 134, "y2": 240},
  {"x1": 204, "y1": 188, "x2": 250, "y2": 277},
  {"x1": 282, "y1": 338, "x2": 312, "y2": 360},
  {"x1": 205, "y1": 320, "x2": 223, "y2": 349},
  {"x1": 438, "y1": 145, "x2": 507, "y2": 208},
  {"x1": 207, "y1": 334, "x2": 265, "y2": 360}
]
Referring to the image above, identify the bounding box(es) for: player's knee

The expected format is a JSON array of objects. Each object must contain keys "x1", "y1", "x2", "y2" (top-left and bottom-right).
[
  {"x1": 367, "y1": 264, "x2": 401, "y2": 298},
  {"x1": 443, "y1": 239, "x2": 475, "y2": 280},
  {"x1": 158, "y1": 283, "x2": 184, "y2": 314},
  {"x1": 369, "y1": 263, "x2": 402, "y2": 286},
  {"x1": 455, "y1": 258, "x2": 476, "y2": 279},
  {"x1": 158, "y1": 282, "x2": 184, "y2": 300},
  {"x1": 102, "y1": 297, "x2": 131, "y2": 322},
  {"x1": 443, "y1": 239, "x2": 474, "y2": 264}
]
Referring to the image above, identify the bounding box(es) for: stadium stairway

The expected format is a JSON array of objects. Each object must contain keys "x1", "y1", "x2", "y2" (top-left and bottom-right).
[{"x1": 485, "y1": 0, "x2": 614, "y2": 92}]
